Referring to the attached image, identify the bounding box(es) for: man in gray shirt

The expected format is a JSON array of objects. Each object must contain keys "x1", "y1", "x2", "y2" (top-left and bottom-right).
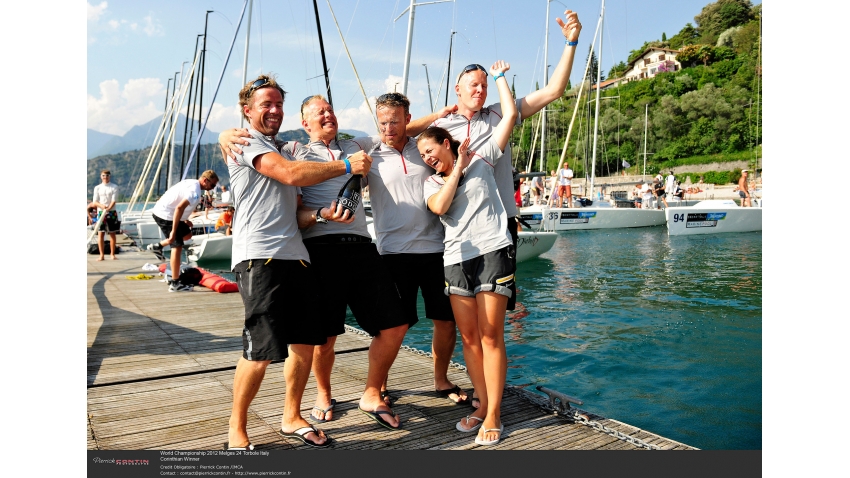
[
  {"x1": 223, "y1": 75, "x2": 371, "y2": 450},
  {"x1": 367, "y1": 92, "x2": 469, "y2": 406}
]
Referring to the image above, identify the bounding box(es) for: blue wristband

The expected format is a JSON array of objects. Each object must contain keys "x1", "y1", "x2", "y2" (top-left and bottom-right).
[
  {"x1": 566, "y1": 39, "x2": 578, "y2": 46},
  {"x1": 343, "y1": 158, "x2": 351, "y2": 174},
  {"x1": 493, "y1": 72, "x2": 505, "y2": 81}
]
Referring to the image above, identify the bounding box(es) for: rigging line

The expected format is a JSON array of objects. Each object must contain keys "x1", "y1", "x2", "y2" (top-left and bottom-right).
[
  {"x1": 329, "y1": 0, "x2": 361, "y2": 87},
  {"x1": 286, "y1": 0, "x2": 309, "y2": 90},
  {"x1": 182, "y1": 0, "x2": 251, "y2": 181},
  {"x1": 257, "y1": 0, "x2": 263, "y2": 71},
  {"x1": 325, "y1": 0, "x2": 380, "y2": 132}
]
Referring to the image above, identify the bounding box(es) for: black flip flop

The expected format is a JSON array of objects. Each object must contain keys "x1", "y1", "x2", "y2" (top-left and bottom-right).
[
  {"x1": 278, "y1": 426, "x2": 332, "y2": 448},
  {"x1": 380, "y1": 390, "x2": 395, "y2": 405},
  {"x1": 358, "y1": 405, "x2": 402, "y2": 430},
  {"x1": 436, "y1": 385, "x2": 470, "y2": 405}
]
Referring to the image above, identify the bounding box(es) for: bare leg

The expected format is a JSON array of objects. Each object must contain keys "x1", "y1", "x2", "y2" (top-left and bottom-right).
[
  {"x1": 170, "y1": 246, "x2": 182, "y2": 282},
  {"x1": 451, "y1": 295, "x2": 488, "y2": 429},
  {"x1": 228, "y1": 358, "x2": 271, "y2": 448},
  {"x1": 281, "y1": 343, "x2": 327, "y2": 444},
  {"x1": 358, "y1": 324, "x2": 408, "y2": 428},
  {"x1": 310, "y1": 337, "x2": 336, "y2": 421},
  {"x1": 109, "y1": 232, "x2": 117, "y2": 259},
  {"x1": 433, "y1": 320, "x2": 466, "y2": 402},
  {"x1": 476, "y1": 292, "x2": 508, "y2": 443},
  {"x1": 97, "y1": 231, "x2": 105, "y2": 261}
]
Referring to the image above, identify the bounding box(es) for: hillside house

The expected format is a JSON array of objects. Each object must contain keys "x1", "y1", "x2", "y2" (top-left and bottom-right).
[{"x1": 622, "y1": 47, "x2": 681, "y2": 83}]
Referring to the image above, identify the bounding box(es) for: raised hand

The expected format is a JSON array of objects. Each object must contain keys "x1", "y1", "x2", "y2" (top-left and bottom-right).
[
  {"x1": 489, "y1": 60, "x2": 510, "y2": 77},
  {"x1": 556, "y1": 10, "x2": 581, "y2": 42},
  {"x1": 456, "y1": 137, "x2": 472, "y2": 171},
  {"x1": 437, "y1": 104, "x2": 458, "y2": 118},
  {"x1": 347, "y1": 150, "x2": 373, "y2": 176}
]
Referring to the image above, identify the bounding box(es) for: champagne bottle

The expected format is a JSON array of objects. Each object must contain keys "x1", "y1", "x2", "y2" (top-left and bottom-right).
[{"x1": 336, "y1": 174, "x2": 362, "y2": 215}]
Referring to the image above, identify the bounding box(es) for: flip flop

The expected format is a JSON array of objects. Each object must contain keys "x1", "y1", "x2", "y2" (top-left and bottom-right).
[
  {"x1": 474, "y1": 423, "x2": 505, "y2": 446},
  {"x1": 358, "y1": 405, "x2": 402, "y2": 430},
  {"x1": 278, "y1": 426, "x2": 332, "y2": 448},
  {"x1": 470, "y1": 389, "x2": 480, "y2": 409},
  {"x1": 455, "y1": 415, "x2": 484, "y2": 433},
  {"x1": 380, "y1": 390, "x2": 395, "y2": 405},
  {"x1": 308, "y1": 398, "x2": 336, "y2": 423},
  {"x1": 436, "y1": 385, "x2": 470, "y2": 405},
  {"x1": 223, "y1": 442, "x2": 254, "y2": 451}
]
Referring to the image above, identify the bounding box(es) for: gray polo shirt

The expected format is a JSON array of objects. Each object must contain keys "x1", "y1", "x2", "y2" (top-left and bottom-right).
[
  {"x1": 423, "y1": 138, "x2": 512, "y2": 266},
  {"x1": 430, "y1": 98, "x2": 523, "y2": 217},
  {"x1": 228, "y1": 128, "x2": 309, "y2": 270},
  {"x1": 284, "y1": 137, "x2": 378, "y2": 240},
  {"x1": 365, "y1": 137, "x2": 444, "y2": 255}
]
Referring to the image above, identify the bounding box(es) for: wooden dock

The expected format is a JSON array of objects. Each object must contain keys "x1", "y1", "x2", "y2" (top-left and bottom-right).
[{"x1": 87, "y1": 246, "x2": 696, "y2": 451}]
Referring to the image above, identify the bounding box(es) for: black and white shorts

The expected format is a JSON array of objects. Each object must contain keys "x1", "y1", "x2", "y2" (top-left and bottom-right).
[
  {"x1": 234, "y1": 258, "x2": 328, "y2": 362},
  {"x1": 444, "y1": 246, "x2": 516, "y2": 298}
]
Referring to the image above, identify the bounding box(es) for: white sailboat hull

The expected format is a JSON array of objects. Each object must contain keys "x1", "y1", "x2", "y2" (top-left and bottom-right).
[
  {"x1": 520, "y1": 205, "x2": 665, "y2": 231},
  {"x1": 665, "y1": 200, "x2": 762, "y2": 236},
  {"x1": 187, "y1": 233, "x2": 232, "y2": 262}
]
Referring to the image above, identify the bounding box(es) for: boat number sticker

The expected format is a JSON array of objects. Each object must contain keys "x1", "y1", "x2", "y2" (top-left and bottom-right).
[
  {"x1": 678, "y1": 212, "x2": 727, "y2": 228},
  {"x1": 521, "y1": 213, "x2": 543, "y2": 226},
  {"x1": 558, "y1": 211, "x2": 596, "y2": 224}
]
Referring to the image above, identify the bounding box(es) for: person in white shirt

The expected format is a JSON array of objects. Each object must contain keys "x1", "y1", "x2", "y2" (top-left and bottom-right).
[
  {"x1": 641, "y1": 181, "x2": 654, "y2": 209},
  {"x1": 146, "y1": 170, "x2": 219, "y2": 291},
  {"x1": 91, "y1": 169, "x2": 120, "y2": 261},
  {"x1": 219, "y1": 184, "x2": 232, "y2": 205},
  {"x1": 557, "y1": 163, "x2": 574, "y2": 208}
]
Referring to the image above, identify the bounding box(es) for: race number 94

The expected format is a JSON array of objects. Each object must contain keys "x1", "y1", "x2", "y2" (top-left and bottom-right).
[{"x1": 673, "y1": 213, "x2": 686, "y2": 222}]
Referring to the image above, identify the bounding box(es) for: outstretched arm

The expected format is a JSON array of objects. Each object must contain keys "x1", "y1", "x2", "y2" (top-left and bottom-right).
[
  {"x1": 520, "y1": 10, "x2": 581, "y2": 119},
  {"x1": 407, "y1": 104, "x2": 458, "y2": 136},
  {"x1": 490, "y1": 61, "x2": 518, "y2": 152}
]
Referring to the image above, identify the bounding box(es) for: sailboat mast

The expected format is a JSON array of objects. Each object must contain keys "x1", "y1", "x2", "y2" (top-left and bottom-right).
[
  {"x1": 643, "y1": 104, "x2": 648, "y2": 177},
  {"x1": 240, "y1": 0, "x2": 253, "y2": 127},
  {"x1": 445, "y1": 31, "x2": 455, "y2": 107},
  {"x1": 313, "y1": 0, "x2": 333, "y2": 106},
  {"x1": 589, "y1": 0, "x2": 604, "y2": 199},
  {"x1": 541, "y1": 0, "x2": 550, "y2": 174},
  {"x1": 423, "y1": 64, "x2": 434, "y2": 113}
]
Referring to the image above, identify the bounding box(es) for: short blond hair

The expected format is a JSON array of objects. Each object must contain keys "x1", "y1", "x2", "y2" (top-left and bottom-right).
[
  {"x1": 200, "y1": 170, "x2": 219, "y2": 182},
  {"x1": 300, "y1": 94, "x2": 328, "y2": 119}
]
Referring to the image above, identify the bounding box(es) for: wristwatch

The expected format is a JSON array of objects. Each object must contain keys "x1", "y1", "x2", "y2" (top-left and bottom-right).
[{"x1": 315, "y1": 207, "x2": 328, "y2": 224}]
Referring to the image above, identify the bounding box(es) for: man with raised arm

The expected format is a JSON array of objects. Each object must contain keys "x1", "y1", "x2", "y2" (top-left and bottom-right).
[
  {"x1": 222, "y1": 74, "x2": 371, "y2": 450},
  {"x1": 408, "y1": 10, "x2": 581, "y2": 305}
]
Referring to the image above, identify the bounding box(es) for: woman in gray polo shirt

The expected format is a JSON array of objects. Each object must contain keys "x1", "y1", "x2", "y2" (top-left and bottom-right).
[{"x1": 420, "y1": 60, "x2": 517, "y2": 446}]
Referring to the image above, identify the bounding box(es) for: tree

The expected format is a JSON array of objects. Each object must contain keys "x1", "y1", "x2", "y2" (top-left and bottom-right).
[
  {"x1": 585, "y1": 50, "x2": 605, "y2": 85},
  {"x1": 668, "y1": 23, "x2": 700, "y2": 50},
  {"x1": 608, "y1": 61, "x2": 628, "y2": 79},
  {"x1": 694, "y1": 0, "x2": 754, "y2": 43},
  {"x1": 662, "y1": 32, "x2": 667, "y2": 42}
]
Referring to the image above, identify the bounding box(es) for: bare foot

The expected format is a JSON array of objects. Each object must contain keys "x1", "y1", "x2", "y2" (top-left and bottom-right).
[
  {"x1": 310, "y1": 398, "x2": 335, "y2": 422},
  {"x1": 358, "y1": 397, "x2": 400, "y2": 429},
  {"x1": 457, "y1": 408, "x2": 487, "y2": 432},
  {"x1": 97, "y1": 257, "x2": 104, "y2": 261},
  {"x1": 280, "y1": 419, "x2": 328, "y2": 445},
  {"x1": 111, "y1": 255, "x2": 117, "y2": 260},
  {"x1": 436, "y1": 382, "x2": 468, "y2": 404},
  {"x1": 227, "y1": 427, "x2": 251, "y2": 450}
]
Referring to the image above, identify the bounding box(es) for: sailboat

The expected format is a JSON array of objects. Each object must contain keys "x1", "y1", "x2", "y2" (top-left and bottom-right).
[{"x1": 519, "y1": 0, "x2": 666, "y2": 232}]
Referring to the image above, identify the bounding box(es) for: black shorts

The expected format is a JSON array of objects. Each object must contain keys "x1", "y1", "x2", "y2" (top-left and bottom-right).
[
  {"x1": 506, "y1": 217, "x2": 518, "y2": 310},
  {"x1": 381, "y1": 252, "x2": 454, "y2": 323},
  {"x1": 445, "y1": 246, "x2": 516, "y2": 298},
  {"x1": 234, "y1": 259, "x2": 328, "y2": 361},
  {"x1": 153, "y1": 214, "x2": 192, "y2": 246},
  {"x1": 97, "y1": 211, "x2": 120, "y2": 233},
  {"x1": 304, "y1": 235, "x2": 412, "y2": 337},
  {"x1": 738, "y1": 191, "x2": 748, "y2": 199}
]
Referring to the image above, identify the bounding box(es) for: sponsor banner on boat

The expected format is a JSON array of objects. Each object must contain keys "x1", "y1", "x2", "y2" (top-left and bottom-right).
[
  {"x1": 559, "y1": 211, "x2": 596, "y2": 224},
  {"x1": 520, "y1": 213, "x2": 543, "y2": 226},
  {"x1": 684, "y1": 212, "x2": 727, "y2": 228}
]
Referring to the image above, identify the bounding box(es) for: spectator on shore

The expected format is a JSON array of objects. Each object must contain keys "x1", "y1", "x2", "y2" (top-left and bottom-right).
[
  {"x1": 92, "y1": 169, "x2": 119, "y2": 261},
  {"x1": 737, "y1": 170, "x2": 751, "y2": 207}
]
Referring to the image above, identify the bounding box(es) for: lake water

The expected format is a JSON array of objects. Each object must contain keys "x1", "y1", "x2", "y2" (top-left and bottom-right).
[{"x1": 191, "y1": 226, "x2": 761, "y2": 450}]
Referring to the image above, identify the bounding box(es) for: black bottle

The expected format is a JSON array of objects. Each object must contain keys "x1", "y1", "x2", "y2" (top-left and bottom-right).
[{"x1": 336, "y1": 174, "x2": 362, "y2": 215}]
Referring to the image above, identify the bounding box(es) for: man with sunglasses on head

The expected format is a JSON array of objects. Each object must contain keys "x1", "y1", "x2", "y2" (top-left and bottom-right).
[{"x1": 220, "y1": 75, "x2": 372, "y2": 450}]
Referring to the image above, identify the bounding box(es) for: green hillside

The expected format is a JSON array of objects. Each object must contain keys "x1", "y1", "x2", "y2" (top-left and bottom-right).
[{"x1": 511, "y1": 0, "x2": 762, "y2": 180}]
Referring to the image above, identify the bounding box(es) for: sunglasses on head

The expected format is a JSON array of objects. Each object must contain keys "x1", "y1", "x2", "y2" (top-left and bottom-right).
[
  {"x1": 248, "y1": 78, "x2": 270, "y2": 96},
  {"x1": 456, "y1": 64, "x2": 486, "y2": 83}
]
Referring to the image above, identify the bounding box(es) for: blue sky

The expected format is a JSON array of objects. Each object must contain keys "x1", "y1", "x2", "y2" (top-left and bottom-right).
[{"x1": 87, "y1": 0, "x2": 761, "y2": 137}]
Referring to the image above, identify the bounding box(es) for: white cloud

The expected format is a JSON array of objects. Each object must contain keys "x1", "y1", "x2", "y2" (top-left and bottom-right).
[
  {"x1": 334, "y1": 99, "x2": 378, "y2": 135},
  {"x1": 204, "y1": 103, "x2": 244, "y2": 134},
  {"x1": 142, "y1": 14, "x2": 164, "y2": 37},
  {"x1": 88, "y1": 78, "x2": 166, "y2": 136},
  {"x1": 87, "y1": 1, "x2": 107, "y2": 23}
]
